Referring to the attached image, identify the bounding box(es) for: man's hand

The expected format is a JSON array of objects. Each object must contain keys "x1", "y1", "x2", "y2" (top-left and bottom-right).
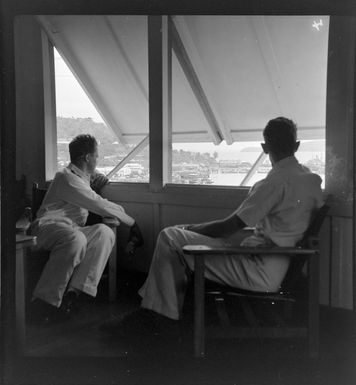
[
  {"x1": 128, "y1": 222, "x2": 144, "y2": 247},
  {"x1": 91, "y1": 171, "x2": 109, "y2": 194},
  {"x1": 125, "y1": 222, "x2": 144, "y2": 255}
]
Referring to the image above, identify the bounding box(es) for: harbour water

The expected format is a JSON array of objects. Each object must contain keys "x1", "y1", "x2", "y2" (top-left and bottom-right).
[{"x1": 211, "y1": 171, "x2": 325, "y2": 187}]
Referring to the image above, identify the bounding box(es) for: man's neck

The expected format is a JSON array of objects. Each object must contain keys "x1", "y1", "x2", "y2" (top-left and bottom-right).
[
  {"x1": 270, "y1": 153, "x2": 294, "y2": 166},
  {"x1": 70, "y1": 162, "x2": 92, "y2": 182},
  {"x1": 72, "y1": 162, "x2": 90, "y2": 175}
]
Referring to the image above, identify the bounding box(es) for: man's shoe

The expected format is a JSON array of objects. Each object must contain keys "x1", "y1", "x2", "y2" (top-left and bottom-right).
[
  {"x1": 29, "y1": 299, "x2": 70, "y2": 325},
  {"x1": 60, "y1": 291, "x2": 79, "y2": 315}
]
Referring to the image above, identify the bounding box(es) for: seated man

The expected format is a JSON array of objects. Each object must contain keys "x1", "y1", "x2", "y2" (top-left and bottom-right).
[
  {"x1": 31, "y1": 134, "x2": 138, "y2": 322},
  {"x1": 102, "y1": 117, "x2": 324, "y2": 336}
]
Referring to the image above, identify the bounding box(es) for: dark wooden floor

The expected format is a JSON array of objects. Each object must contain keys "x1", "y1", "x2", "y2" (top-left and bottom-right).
[{"x1": 20, "y1": 271, "x2": 356, "y2": 385}]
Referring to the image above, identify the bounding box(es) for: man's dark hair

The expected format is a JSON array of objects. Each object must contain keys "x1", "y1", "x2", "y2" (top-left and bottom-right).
[
  {"x1": 263, "y1": 117, "x2": 297, "y2": 155},
  {"x1": 69, "y1": 134, "x2": 97, "y2": 163}
]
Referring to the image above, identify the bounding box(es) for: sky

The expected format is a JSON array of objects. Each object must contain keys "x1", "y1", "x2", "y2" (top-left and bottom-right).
[{"x1": 54, "y1": 49, "x2": 104, "y2": 123}]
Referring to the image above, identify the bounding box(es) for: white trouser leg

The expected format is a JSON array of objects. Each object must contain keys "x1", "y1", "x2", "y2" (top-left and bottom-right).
[
  {"x1": 33, "y1": 222, "x2": 87, "y2": 307},
  {"x1": 69, "y1": 223, "x2": 115, "y2": 297},
  {"x1": 139, "y1": 227, "x2": 282, "y2": 320},
  {"x1": 139, "y1": 227, "x2": 233, "y2": 320}
]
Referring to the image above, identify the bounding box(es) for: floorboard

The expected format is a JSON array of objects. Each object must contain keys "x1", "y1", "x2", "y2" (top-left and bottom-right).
[{"x1": 19, "y1": 272, "x2": 356, "y2": 385}]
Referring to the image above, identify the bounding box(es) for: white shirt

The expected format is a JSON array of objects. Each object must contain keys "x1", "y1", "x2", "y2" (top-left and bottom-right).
[
  {"x1": 35, "y1": 163, "x2": 135, "y2": 228},
  {"x1": 235, "y1": 156, "x2": 324, "y2": 247}
]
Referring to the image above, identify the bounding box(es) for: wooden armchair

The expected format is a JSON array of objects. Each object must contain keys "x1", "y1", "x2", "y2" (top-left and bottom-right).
[
  {"x1": 31, "y1": 182, "x2": 119, "y2": 301},
  {"x1": 183, "y1": 204, "x2": 329, "y2": 359}
]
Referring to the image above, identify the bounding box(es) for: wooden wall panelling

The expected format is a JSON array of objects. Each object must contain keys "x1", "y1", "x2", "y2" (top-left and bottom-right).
[
  {"x1": 319, "y1": 216, "x2": 331, "y2": 306},
  {"x1": 331, "y1": 216, "x2": 353, "y2": 309}
]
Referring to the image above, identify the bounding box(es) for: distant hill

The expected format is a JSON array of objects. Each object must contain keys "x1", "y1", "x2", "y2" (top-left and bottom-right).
[
  {"x1": 241, "y1": 146, "x2": 262, "y2": 152},
  {"x1": 241, "y1": 140, "x2": 325, "y2": 152},
  {"x1": 57, "y1": 116, "x2": 117, "y2": 145}
]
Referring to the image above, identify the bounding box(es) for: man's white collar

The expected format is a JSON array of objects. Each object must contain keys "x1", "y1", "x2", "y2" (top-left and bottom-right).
[{"x1": 68, "y1": 163, "x2": 91, "y2": 182}]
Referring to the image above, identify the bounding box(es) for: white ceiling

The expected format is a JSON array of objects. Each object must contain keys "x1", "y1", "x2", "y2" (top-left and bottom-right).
[{"x1": 37, "y1": 15, "x2": 329, "y2": 145}]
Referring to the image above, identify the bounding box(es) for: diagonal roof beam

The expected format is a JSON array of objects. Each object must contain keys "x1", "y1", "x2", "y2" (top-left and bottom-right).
[
  {"x1": 250, "y1": 16, "x2": 292, "y2": 116},
  {"x1": 36, "y1": 15, "x2": 128, "y2": 146},
  {"x1": 104, "y1": 16, "x2": 148, "y2": 102},
  {"x1": 173, "y1": 16, "x2": 233, "y2": 144},
  {"x1": 170, "y1": 17, "x2": 224, "y2": 145}
]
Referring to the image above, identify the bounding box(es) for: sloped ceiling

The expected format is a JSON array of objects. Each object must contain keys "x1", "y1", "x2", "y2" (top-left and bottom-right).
[{"x1": 37, "y1": 15, "x2": 329, "y2": 144}]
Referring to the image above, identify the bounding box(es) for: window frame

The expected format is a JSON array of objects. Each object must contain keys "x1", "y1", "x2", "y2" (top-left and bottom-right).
[{"x1": 46, "y1": 15, "x2": 328, "y2": 190}]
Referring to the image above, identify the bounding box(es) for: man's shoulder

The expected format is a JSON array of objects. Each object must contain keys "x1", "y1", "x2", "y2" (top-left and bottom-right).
[{"x1": 53, "y1": 167, "x2": 83, "y2": 186}]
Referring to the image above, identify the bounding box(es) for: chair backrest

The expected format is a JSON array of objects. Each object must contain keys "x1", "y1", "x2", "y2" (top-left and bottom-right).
[
  {"x1": 31, "y1": 181, "x2": 103, "y2": 225},
  {"x1": 15, "y1": 175, "x2": 31, "y2": 219},
  {"x1": 280, "y1": 203, "x2": 330, "y2": 293},
  {"x1": 32, "y1": 182, "x2": 48, "y2": 220}
]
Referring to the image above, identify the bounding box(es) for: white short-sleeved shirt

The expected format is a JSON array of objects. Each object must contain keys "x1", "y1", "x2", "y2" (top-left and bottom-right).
[
  {"x1": 35, "y1": 164, "x2": 135, "y2": 228},
  {"x1": 235, "y1": 156, "x2": 324, "y2": 247}
]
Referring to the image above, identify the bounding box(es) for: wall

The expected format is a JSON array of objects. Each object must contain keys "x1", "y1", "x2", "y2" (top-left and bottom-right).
[
  {"x1": 14, "y1": 16, "x2": 47, "y2": 192},
  {"x1": 323, "y1": 16, "x2": 355, "y2": 310}
]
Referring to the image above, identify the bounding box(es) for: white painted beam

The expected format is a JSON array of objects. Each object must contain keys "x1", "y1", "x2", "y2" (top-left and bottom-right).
[
  {"x1": 148, "y1": 16, "x2": 172, "y2": 190},
  {"x1": 171, "y1": 17, "x2": 224, "y2": 145},
  {"x1": 41, "y1": 31, "x2": 58, "y2": 179},
  {"x1": 173, "y1": 16, "x2": 233, "y2": 144}
]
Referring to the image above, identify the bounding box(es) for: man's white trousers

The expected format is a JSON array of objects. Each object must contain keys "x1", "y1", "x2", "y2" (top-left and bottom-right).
[
  {"x1": 33, "y1": 222, "x2": 115, "y2": 307},
  {"x1": 139, "y1": 227, "x2": 289, "y2": 320}
]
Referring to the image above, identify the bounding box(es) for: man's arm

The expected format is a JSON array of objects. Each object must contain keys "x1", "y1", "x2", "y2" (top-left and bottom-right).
[
  {"x1": 60, "y1": 173, "x2": 135, "y2": 226},
  {"x1": 185, "y1": 213, "x2": 247, "y2": 238}
]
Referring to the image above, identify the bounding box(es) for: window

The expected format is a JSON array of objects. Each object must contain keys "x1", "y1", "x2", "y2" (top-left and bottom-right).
[
  {"x1": 169, "y1": 16, "x2": 328, "y2": 187},
  {"x1": 51, "y1": 16, "x2": 149, "y2": 182},
  {"x1": 50, "y1": 15, "x2": 328, "y2": 188}
]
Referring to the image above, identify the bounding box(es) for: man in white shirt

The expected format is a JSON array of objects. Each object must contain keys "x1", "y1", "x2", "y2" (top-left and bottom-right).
[
  {"x1": 101, "y1": 116, "x2": 324, "y2": 336},
  {"x1": 31, "y1": 134, "x2": 137, "y2": 322}
]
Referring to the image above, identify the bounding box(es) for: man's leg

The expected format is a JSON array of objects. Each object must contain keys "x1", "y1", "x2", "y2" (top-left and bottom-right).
[
  {"x1": 139, "y1": 226, "x2": 230, "y2": 320},
  {"x1": 69, "y1": 223, "x2": 115, "y2": 297},
  {"x1": 33, "y1": 223, "x2": 87, "y2": 307}
]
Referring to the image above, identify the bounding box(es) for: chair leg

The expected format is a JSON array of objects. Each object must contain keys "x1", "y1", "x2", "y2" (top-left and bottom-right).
[
  {"x1": 15, "y1": 246, "x2": 26, "y2": 354},
  {"x1": 215, "y1": 297, "x2": 231, "y2": 328},
  {"x1": 108, "y1": 238, "x2": 117, "y2": 302},
  {"x1": 308, "y1": 255, "x2": 319, "y2": 358},
  {"x1": 194, "y1": 255, "x2": 205, "y2": 358}
]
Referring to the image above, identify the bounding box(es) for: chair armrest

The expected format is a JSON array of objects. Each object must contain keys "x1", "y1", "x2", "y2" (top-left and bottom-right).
[
  {"x1": 102, "y1": 217, "x2": 120, "y2": 228},
  {"x1": 182, "y1": 245, "x2": 318, "y2": 256},
  {"x1": 16, "y1": 234, "x2": 37, "y2": 249}
]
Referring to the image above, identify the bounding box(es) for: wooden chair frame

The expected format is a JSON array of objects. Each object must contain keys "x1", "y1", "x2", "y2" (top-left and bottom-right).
[{"x1": 183, "y1": 204, "x2": 329, "y2": 359}]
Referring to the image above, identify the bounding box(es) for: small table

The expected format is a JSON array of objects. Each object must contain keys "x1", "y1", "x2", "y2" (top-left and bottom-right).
[{"x1": 16, "y1": 233, "x2": 37, "y2": 353}]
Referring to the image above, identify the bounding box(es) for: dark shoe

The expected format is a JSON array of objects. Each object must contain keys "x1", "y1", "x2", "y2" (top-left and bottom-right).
[
  {"x1": 28, "y1": 299, "x2": 70, "y2": 325},
  {"x1": 100, "y1": 308, "x2": 180, "y2": 340},
  {"x1": 60, "y1": 291, "x2": 79, "y2": 315}
]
